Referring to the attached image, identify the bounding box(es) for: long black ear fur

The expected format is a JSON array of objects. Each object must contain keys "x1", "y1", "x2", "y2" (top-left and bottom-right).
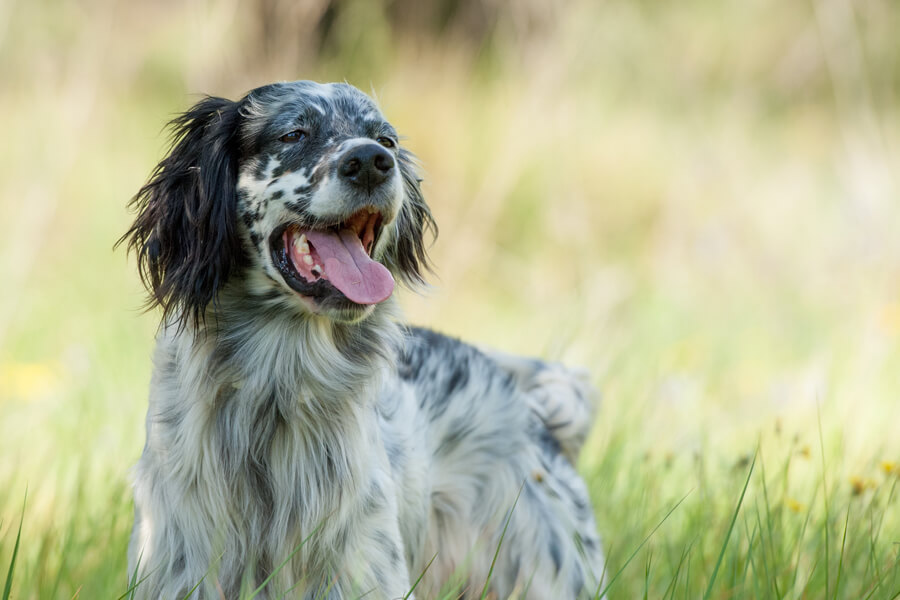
[
  {"x1": 387, "y1": 147, "x2": 437, "y2": 286},
  {"x1": 118, "y1": 96, "x2": 245, "y2": 330}
]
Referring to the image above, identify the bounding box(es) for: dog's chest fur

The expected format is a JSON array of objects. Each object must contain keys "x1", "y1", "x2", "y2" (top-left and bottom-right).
[{"x1": 133, "y1": 299, "x2": 423, "y2": 597}]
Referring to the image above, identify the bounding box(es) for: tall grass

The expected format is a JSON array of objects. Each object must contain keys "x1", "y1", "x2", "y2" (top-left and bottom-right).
[{"x1": 2, "y1": 0, "x2": 899, "y2": 597}]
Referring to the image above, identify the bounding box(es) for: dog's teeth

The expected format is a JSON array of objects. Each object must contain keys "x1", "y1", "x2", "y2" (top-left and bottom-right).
[
  {"x1": 303, "y1": 255, "x2": 314, "y2": 265},
  {"x1": 311, "y1": 265, "x2": 322, "y2": 276},
  {"x1": 293, "y1": 234, "x2": 310, "y2": 254}
]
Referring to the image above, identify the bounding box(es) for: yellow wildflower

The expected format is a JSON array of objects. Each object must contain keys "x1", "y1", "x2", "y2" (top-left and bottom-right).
[{"x1": 0, "y1": 362, "x2": 59, "y2": 401}]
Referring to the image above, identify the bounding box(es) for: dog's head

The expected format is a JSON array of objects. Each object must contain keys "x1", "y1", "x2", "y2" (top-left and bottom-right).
[{"x1": 121, "y1": 81, "x2": 435, "y2": 327}]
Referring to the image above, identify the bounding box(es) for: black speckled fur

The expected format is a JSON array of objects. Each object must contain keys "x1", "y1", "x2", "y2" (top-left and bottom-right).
[{"x1": 122, "y1": 81, "x2": 603, "y2": 599}]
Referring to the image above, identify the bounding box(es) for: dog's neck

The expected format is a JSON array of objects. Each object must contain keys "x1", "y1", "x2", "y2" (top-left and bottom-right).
[{"x1": 175, "y1": 294, "x2": 402, "y2": 412}]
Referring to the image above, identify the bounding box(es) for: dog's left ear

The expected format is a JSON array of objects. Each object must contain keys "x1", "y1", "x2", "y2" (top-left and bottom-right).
[
  {"x1": 119, "y1": 96, "x2": 245, "y2": 330},
  {"x1": 383, "y1": 148, "x2": 437, "y2": 287}
]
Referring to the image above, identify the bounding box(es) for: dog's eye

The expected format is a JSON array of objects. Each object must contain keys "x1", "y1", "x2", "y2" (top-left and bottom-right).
[
  {"x1": 280, "y1": 130, "x2": 307, "y2": 143},
  {"x1": 376, "y1": 136, "x2": 396, "y2": 149}
]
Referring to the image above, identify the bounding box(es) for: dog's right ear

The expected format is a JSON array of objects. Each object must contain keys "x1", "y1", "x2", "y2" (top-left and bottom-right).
[{"x1": 118, "y1": 96, "x2": 245, "y2": 331}]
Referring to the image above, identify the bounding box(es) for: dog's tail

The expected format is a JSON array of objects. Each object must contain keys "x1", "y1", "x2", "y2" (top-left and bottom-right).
[{"x1": 488, "y1": 352, "x2": 598, "y2": 464}]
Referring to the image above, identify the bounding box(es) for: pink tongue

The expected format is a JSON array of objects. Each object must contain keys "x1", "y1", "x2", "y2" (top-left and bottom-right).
[{"x1": 304, "y1": 229, "x2": 395, "y2": 304}]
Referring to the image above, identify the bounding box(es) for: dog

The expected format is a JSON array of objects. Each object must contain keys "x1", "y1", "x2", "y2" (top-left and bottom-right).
[{"x1": 121, "y1": 80, "x2": 604, "y2": 599}]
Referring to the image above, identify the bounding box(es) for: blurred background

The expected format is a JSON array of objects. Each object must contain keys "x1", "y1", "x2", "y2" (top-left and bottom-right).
[{"x1": 1, "y1": 0, "x2": 898, "y2": 597}]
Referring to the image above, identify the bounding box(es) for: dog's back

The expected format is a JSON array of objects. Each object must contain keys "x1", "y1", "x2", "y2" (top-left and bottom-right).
[{"x1": 385, "y1": 327, "x2": 604, "y2": 597}]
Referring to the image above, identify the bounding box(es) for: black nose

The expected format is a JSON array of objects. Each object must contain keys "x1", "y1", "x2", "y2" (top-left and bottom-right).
[{"x1": 337, "y1": 144, "x2": 395, "y2": 191}]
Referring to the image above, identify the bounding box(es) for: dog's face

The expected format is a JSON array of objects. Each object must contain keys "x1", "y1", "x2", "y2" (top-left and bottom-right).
[
  {"x1": 238, "y1": 82, "x2": 412, "y2": 320},
  {"x1": 121, "y1": 81, "x2": 434, "y2": 327}
]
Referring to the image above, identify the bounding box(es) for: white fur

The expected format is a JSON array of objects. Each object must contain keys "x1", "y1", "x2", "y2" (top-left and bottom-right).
[{"x1": 126, "y1": 80, "x2": 604, "y2": 599}]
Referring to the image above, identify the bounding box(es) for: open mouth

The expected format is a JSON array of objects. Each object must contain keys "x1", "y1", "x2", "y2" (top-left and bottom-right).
[{"x1": 271, "y1": 207, "x2": 395, "y2": 305}]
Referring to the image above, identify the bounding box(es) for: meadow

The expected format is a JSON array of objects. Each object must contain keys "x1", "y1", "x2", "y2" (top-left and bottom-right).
[{"x1": 1, "y1": 0, "x2": 899, "y2": 597}]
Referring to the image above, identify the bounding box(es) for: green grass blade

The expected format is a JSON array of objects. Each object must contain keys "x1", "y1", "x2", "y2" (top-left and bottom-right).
[
  {"x1": 832, "y1": 503, "x2": 851, "y2": 600},
  {"x1": 596, "y1": 490, "x2": 691, "y2": 598},
  {"x1": 756, "y1": 448, "x2": 782, "y2": 598},
  {"x1": 117, "y1": 549, "x2": 146, "y2": 600},
  {"x1": 479, "y1": 483, "x2": 524, "y2": 600},
  {"x1": 741, "y1": 517, "x2": 759, "y2": 591},
  {"x1": 752, "y1": 503, "x2": 774, "y2": 595},
  {"x1": 179, "y1": 576, "x2": 205, "y2": 600},
  {"x1": 246, "y1": 518, "x2": 327, "y2": 599},
  {"x1": 3, "y1": 489, "x2": 28, "y2": 600},
  {"x1": 788, "y1": 487, "x2": 818, "y2": 595},
  {"x1": 48, "y1": 515, "x2": 78, "y2": 599},
  {"x1": 642, "y1": 548, "x2": 652, "y2": 600},
  {"x1": 117, "y1": 567, "x2": 154, "y2": 600},
  {"x1": 702, "y1": 451, "x2": 756, "y2": 600},
  {"x1": 660, "y1": 540, "x2": 693, "y2": 600},
  {"x1": 746, "y1": 532, "x2": 763, "y2": 600},
  {"x1": 861, "y1": 580, "x2": 882, "y2": 600},
  {"x1": 683, "y1": 547, "x2": 692, "y2": 599},
  {"x1": 404, "y1": 552, "x2": 438, "y2": 600},
  {"x1": 817, "y1": 405, "x2": 831, "y2": 600},
  {"x1": 116, "y1": 573, "x2": 153, "y2": 600},
  {"x1": 2, "y1": 490, "x2": 26, "y2": 600}
]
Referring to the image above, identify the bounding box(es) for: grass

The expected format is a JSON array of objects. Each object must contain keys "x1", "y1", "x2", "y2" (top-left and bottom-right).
[
  {"x1": 2, "y1": 492, "x2": 24, "y2": 600},
  {"x1": 2, "y1": 0, "x2": 900, "y2": 597}
]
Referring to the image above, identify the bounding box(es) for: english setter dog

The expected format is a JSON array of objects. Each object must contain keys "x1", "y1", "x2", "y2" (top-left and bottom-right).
[{"x1": 122, "y1": 80, "x2": 604, "y2": 599}]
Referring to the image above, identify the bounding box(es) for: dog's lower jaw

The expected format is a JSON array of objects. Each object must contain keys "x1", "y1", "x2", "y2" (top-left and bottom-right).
[{"x1": 128, "y1": 302, "x2": 413, "y2": 599}]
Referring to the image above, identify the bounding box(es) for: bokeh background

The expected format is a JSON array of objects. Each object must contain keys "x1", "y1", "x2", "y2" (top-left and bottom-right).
[{"x1": 1, "y1": 0, "x2": 899, "y2": 597}]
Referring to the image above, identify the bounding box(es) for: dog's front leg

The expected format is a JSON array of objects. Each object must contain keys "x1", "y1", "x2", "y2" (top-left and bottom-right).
[
  {"x1": 303, "y1": 519, "x2": 411, "y2": 599},
  {"x1": 302, "y1": 461, "x2": 413, "y2": 600},
  {"x1": 347, "y1": 472, "x2": 415, "y2": 599},
  {"x1": 342, "y1": 523, "x2": 413, "y2": 599}
]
